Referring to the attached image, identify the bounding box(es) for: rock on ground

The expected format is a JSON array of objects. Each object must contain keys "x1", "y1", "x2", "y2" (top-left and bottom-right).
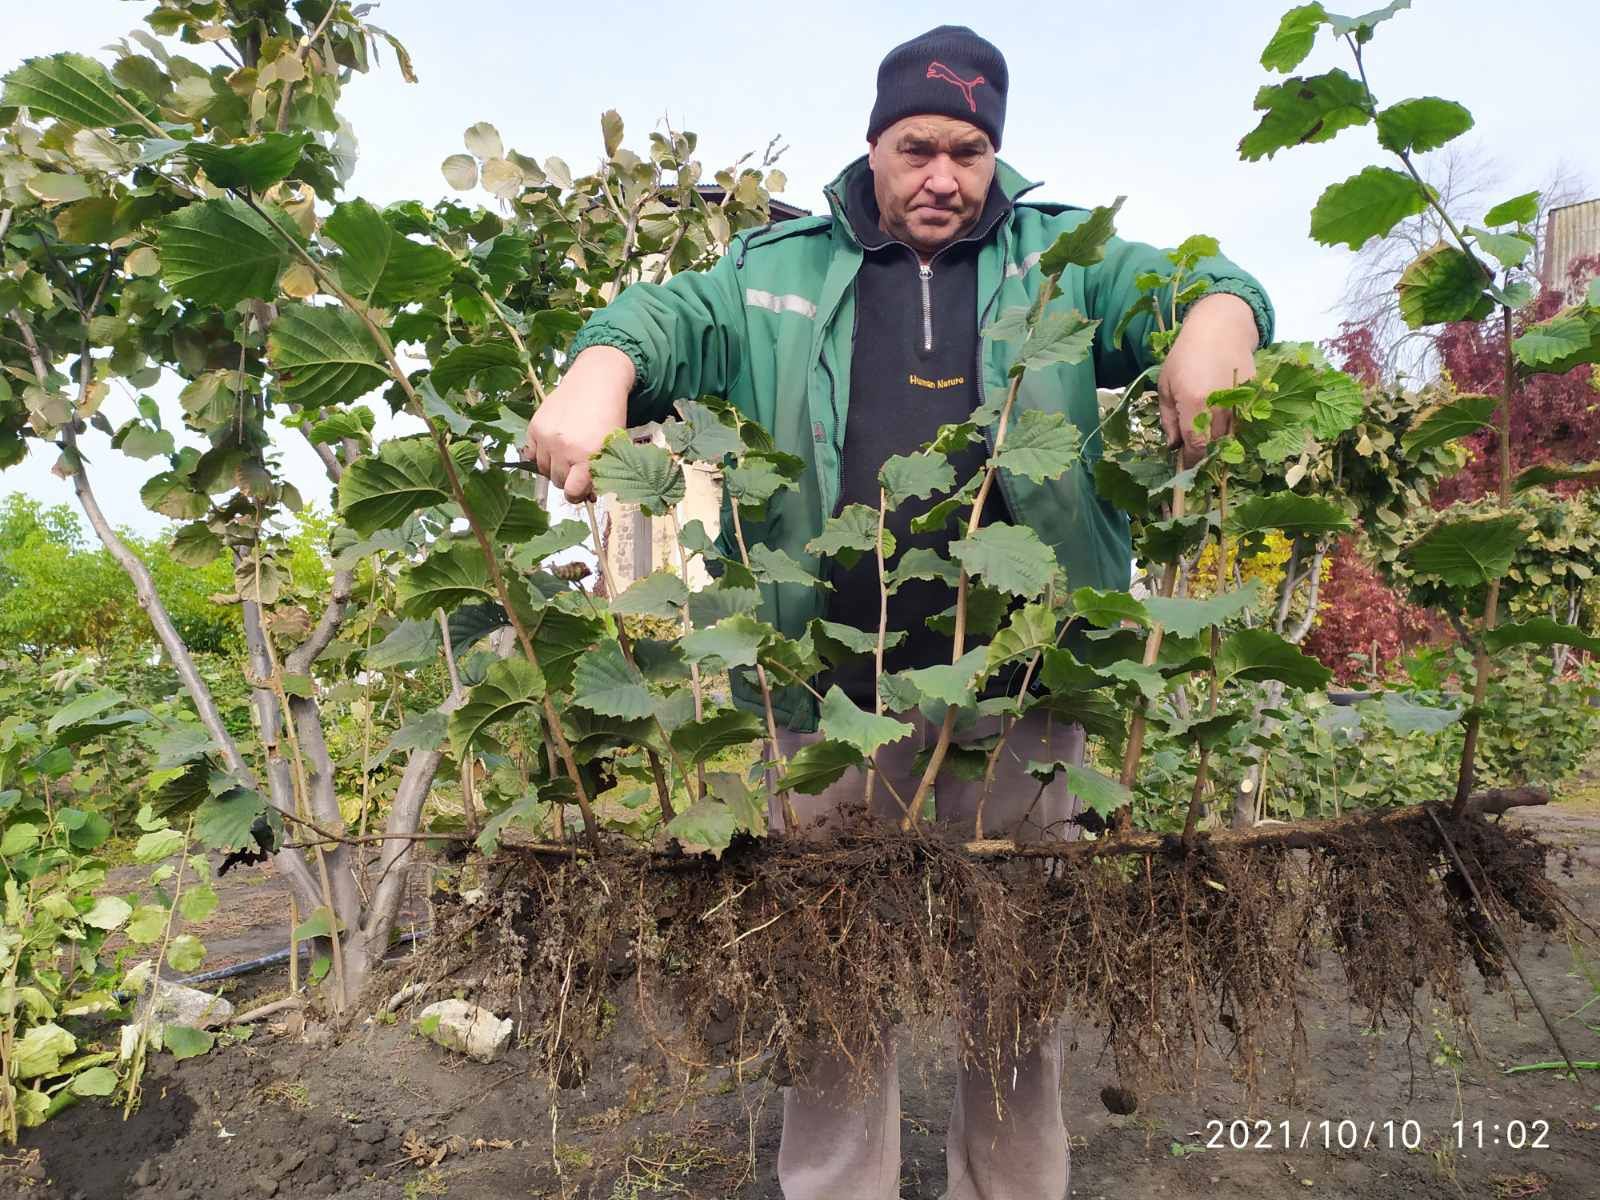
[{"x1": 414, "y1": 999, "x2": 512, "y2": 1063}]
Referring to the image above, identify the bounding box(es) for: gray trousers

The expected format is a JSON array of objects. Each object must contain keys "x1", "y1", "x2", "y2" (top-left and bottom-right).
[{"x1": 770, "y1": 709, "x2": 1084, "y2": 1200}]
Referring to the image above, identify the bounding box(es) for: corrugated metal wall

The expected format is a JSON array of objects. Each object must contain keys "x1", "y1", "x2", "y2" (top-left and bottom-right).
[{"x1": 1542, "y1": 199, "x2": 1600, "y2": 297}]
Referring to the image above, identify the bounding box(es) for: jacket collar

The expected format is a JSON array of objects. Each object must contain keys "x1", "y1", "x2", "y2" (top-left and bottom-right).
[{"x1": 823, "y1": 155, "x2": 1042, "y2": 249}]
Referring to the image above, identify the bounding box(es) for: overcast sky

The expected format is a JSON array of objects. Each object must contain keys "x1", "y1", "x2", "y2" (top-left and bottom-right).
[{"x1": 5, "y1": 0, "x2": 1597, "y2": 536}]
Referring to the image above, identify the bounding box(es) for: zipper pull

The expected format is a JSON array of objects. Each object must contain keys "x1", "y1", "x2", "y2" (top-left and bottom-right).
[{"x1": 919, "y1": 264, "x2": 934, "y2": 353}]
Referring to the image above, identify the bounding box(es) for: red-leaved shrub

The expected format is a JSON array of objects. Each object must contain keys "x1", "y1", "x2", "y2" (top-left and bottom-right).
[
  {"x1": 1302, "y1": 536, "x2": 1434, "y2": 682},
  {"x1": 1305, "y1": 258, "x2": 1598, "y2": 679}
]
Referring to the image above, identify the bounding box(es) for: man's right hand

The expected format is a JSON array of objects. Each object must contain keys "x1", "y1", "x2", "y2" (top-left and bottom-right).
[{"x1": 520, "y1": 345, "x2": 635, "y2": 502}]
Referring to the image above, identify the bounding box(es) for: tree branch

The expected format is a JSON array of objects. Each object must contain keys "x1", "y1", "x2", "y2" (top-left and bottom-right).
[
  {"x1": 8, "y1": 315, "x2": 252, "y2": 786},
  {"x1": 1287, "y1": 540, "x2": 1327, "y2": 645},
  {"x1": 307, "y1": 434, "x2": 343, "y2": 483},
  {"x1": 239, "y1": 598, "x2": 324, "y2": 917},
  {"x1": 275, "y1": 0, "x2": 343, "y2": 132},
  {"x1": 285, "y1": 567, "x2": 354, "y2": 675},
  {"x1": 62, "y1": 456, "x2": 239, "y2": 778},
  {"x1": 282, "y1": 428, "x2": 357, "y2": 674},
  {"x1": 1273, "y1": 539, "x2": 1304, "y2": 634},
  {"x1": 361, "y1": 683, "x2": 468, "y2": 954}
]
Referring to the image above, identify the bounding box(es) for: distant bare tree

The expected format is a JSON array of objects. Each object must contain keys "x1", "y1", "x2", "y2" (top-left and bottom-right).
[{"x1": 1338, "y1": 144, "x2": 1587, "y2": 383}]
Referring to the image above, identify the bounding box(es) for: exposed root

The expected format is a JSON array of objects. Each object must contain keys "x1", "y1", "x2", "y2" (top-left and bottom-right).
[{"x1": 427, "y1": 805, "x2": 1576, "y2": 1104}]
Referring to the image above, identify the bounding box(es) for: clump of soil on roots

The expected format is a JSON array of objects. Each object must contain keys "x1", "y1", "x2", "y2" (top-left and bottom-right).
[{"x1": 418, "y1": 808, "x2": 1576, "y2": 1104}]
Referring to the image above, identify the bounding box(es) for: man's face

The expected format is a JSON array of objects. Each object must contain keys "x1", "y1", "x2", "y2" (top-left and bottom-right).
[{"x1": 867, "y1": 115, "x2": 996, "y2": 257}]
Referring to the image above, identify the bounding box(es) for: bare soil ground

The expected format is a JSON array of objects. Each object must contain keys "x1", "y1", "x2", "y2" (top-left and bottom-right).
[{"x1": 7, "y1": 801, "x2": 1600, "y2": 1200}]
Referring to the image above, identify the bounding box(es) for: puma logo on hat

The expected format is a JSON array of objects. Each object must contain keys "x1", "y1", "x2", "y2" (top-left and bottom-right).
[{"x1": 925, "y1": 62, "x2": 986, "y2": 113}]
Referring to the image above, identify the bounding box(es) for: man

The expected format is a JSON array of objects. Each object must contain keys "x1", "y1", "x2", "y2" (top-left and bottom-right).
[{"x1": 524, "y1": 25, "x2": 1272, "y2": 1200}]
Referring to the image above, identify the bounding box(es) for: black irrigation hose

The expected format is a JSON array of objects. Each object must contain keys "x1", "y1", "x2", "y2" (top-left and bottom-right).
[
  {"x1": 112, "y1": 929, "x2": 431, "y2": 1001},
  {"x1": 174, "y1": 928, "x2": 430, "y2": 988}
]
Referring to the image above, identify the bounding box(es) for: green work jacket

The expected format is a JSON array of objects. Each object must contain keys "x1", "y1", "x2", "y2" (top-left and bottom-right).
[{"x1": 569, "y1": 157, "x2": 1276, "y2": 730}]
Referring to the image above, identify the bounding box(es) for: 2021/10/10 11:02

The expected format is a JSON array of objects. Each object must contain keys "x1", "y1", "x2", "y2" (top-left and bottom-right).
[{"x1": 1202, "y1": 1119, "x2": 1551, "y2": 1150}]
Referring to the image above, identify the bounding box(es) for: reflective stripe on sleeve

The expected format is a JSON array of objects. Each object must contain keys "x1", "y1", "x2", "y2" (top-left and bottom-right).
[{"x1": 744, "y1": 287, "x2": 817, "y2": 318}]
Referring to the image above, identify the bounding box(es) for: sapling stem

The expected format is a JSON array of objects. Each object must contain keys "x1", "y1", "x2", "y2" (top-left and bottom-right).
[
  {"x1": 355, "y1": 569, "x2": 380, "y2": 859},
  {"x1": 726, "y1": 500, "x2": 797, "y2": 831},
  {"x1": 1453, "y1": 580, "x2": 1499, "y2": 810},
  {"x1": 582, "y1": 501, "x2": 680, "y2": 825},
  {"x1": 866, "y1": 488, "x2": 892, "y2": 814},
  {"x1": 1016, "y1": 775, "x2": 1053, "y2": 835},
  {"x1": 901, "y1": 372, "x2": 1025, "y2": 831},
  {"x1": 1343, "y1": 37, "x2": 1514, "y2": 823},
  {"x1": 971, "y1": 726, "x2": 1011, "y2": 843},
  {"x1": 973, "y1": 580, "x2": 1058, "y2": 841},
  {"x1": 665, "y1": 509, "x2": 706, "y2": 800},
  {"x1": 1346, "y1": 39, "x2": 1477, "y2": 260},
  {"x1": 9, "y1": 313, "x2": 262, "y2": 808},
  {"x1": 1182, "y1": 472, "x2": 1227, "y2": 846},
  {"x1": 1113, "y1": 483, "x2": 1188, "y2": 833},
  {"x1": 759, "y1": 650, "x2": 906, "y2": 824},
  {"x1": 124, "y1": 815, "x2": 197, "y2": 1118},
  {"x1": 436, "y1": 606, "x2": 479, "y2": 834},
  {"x1": 1452, "y1": 303, "x2": 1517, "y2": 816}
]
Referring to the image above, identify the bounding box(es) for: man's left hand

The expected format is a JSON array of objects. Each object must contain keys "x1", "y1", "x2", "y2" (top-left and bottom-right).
[{"x1": 1157, "y1": 293, "x2": 1260, "y2": 468}]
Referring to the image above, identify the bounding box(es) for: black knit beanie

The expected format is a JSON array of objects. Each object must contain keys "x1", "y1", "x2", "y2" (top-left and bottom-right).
[{"x1": 867, "y1": 25, "x2": 1008, "y2": 149}]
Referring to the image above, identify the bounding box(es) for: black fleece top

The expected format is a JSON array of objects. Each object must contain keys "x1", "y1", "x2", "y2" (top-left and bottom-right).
[{"x1": 821, "y1": 168, "x2": 1014, "y2": 707}]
